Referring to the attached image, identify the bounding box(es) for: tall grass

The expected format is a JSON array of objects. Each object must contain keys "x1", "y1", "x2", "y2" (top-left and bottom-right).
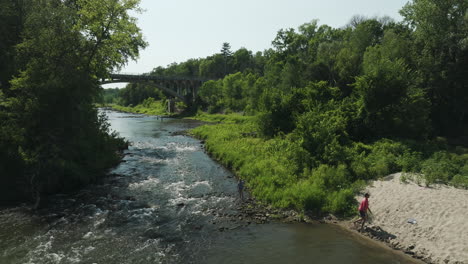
[
  {"x1": 191, "y1": 117, "x2": 356, "y2": 215},
  {"x1": 191, "y1": 114, "x2": 468, "y2": 216},
  {"x1": 107, "y1": 97, "x2": 168, "y2": 116}
]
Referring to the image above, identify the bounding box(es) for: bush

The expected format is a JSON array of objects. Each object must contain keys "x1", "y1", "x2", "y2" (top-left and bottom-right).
[
  {"x1": 191, "y1": 113, "x2": 468, "y2": 216},
  {"x1": 109, "y1": 98, "x2": 168, "y2": 116},
  {"x1": 421, "y1": 151, "x2": 468, "y2": 186},
  {"x1": 396, "y1": 150, "x2": 423, "y2": 172},
  {"x1": 291, "y1": 182, "x2": 326, "y2": 213},
  {"x1": 451, "y1": 173, "x2": 468, "y2": 189},
  {"x1": 347, "y1": 139, "x2": 423, "y2": 180},
  {"x1": 325, "y1": 188, "x2": 355, "y2": 215},
  {"x1": 306, "y1": 164, "x2": 349, "y2": 190}
]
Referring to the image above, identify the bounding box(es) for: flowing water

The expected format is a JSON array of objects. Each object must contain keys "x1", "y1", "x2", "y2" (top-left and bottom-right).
[{"x1": 0, "y1": 110, "x2": 421, "y2": 264}]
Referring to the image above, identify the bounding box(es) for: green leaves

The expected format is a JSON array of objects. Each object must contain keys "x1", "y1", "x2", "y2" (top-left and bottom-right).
[
  {"x1": 352, "y1": 33, "x2": 430, "y2": 138},
  {"x1": 400, "y1": 0, "x2": 468, "y2": 136},
  {"x1": 0, "y1": 0, "x2": 147, "y2": 202},
  {"x1": 421, "y1": 151, "x2": 468, "y2": 187},
  {"x1": 75, "y1": 0, "x2": 147, "y2": 76}
]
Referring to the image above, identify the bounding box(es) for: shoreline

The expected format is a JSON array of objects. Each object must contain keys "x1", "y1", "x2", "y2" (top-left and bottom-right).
[
  {"x1": 98, "y1": 104, "x2": 195, "y2": 119},
  {"x1": 101, "y1": 108, "x2": 462, "y2": 263},
  {"x1": 334, "y1": 219, "x2": 430, "y2": 263},
  {"x1": 185, "y1": 113, "x2": 435, "y2": 263},
  {"x1": 198, "y1": 142, "x2": 464, "y2": 264},
  {"x1": 333, "y1": 222, "x2": 426, "y2": 264},
  {"x1": 341, "y1": 173, "x2": 468, "y2": 264},
  {"x1": 232, "y1": 196, "x2": 425, "y2": 264},
  {"x1": 198, "y1": 142, "x2": 433, "y2": 263}
]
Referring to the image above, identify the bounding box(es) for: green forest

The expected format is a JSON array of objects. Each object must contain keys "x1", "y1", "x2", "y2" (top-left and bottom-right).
[
  {"x1": 0, "y1": 0, "x2": 146, "y2": 206},
  {"x1": 2, "y1": 0, "x2": 467, "y2": 215},
  {"x1": 106, "y1": 0, "x2": 468, "y2": 215}
]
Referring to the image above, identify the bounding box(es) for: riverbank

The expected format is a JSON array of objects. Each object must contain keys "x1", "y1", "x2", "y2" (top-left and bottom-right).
[
  {"x1": 341, "y1": 173, "x2": 468, "y2": 264},
  {"x1": 189, "y1": 120, "x2": 468, "y2": 264},
  {"x1": 235, "y1": 172, "x2": 468, "y2": 264},
  {"x1": 99, "y1": 101, "x2": 169, "y2": 116},
  {"x1": 209, "y1": 166, "x2": 465, "y2": 264},
  {"x1": 99, "y1": 108, "x2": 466, "y2": 263}
]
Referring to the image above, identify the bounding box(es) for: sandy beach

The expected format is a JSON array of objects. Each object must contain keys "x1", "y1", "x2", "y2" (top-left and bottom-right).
[{"x1": 352, "y1": 173, "x2": 468, "y2": 264}]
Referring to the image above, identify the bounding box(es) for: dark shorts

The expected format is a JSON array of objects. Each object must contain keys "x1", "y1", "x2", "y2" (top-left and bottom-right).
[{"x1": 359, "y1": 210, "x2": 366, "y2": 218}]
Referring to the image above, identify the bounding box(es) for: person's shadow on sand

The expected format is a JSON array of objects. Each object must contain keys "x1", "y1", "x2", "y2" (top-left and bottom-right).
[{"x1": 363, "y1": 225, "x2": 397, "y2": 242}]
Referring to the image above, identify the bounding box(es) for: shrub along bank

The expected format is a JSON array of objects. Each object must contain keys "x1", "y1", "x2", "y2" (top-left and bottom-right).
[
  {"x1": 105, "y1": 98, "x2": 169, "y2": 116},
  {"x1": 190, "y1": 114, "x2": 468, "y2": 216}
]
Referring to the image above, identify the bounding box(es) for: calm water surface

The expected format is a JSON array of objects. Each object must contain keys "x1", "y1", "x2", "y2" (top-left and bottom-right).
[{"x1": 0, "y1": 110, "x2": 421, "y2": 264}]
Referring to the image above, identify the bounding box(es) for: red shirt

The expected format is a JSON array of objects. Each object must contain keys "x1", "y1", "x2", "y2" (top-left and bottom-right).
[{"x1": 358, "y1": 197, "x2": 369, "y2": 212}]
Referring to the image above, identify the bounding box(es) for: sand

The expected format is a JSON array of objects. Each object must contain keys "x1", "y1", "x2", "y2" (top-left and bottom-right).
[{"x1": 355, "y1": 173, "x2": 468, "y2": 264}]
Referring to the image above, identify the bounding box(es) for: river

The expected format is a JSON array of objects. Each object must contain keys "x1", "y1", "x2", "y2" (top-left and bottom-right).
[{"x1": 0, "y1": 110, "x2": 421, "y2": 264}]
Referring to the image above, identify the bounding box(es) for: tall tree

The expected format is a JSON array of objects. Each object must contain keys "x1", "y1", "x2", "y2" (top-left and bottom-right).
[
  {"x1": 233, "y1": 47, "x2": 253, "y2": 73},
  {"x1": 220, "y1": 42, "x2": 233, "y2": 75},
  {"x1": 0, "y1": 0, "x2": 25, "y2": 92},
  {"x1": 400, "y1": 0, "x2": 468, "y2": 136},
  {"x1": 1, "y1": 0, "x2": 147, "y2": 205}
]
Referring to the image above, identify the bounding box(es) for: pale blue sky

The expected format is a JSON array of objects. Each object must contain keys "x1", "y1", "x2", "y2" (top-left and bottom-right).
[{"x1": 107, "y1": 0, "x2": 409, "y2": 87}]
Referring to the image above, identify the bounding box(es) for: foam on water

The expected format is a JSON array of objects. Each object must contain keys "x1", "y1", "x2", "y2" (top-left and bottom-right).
[
  {"x1": 206, "y1": 196, "x2": 236, "y2": 204},
  {"x1": 190, "y1": 210, "x2": 207, "y2": 216},
  {"x1": 129, "y1": 207, "x2": 157, "y2": 220},
  {"x1": 26, "y1": 236, "x2": 68, "y2": 264},
  {"x1": 91, "y1": 209, "x2": 108, "y2": 228},
  {"x1": 164, "y1": 181, "x2": 188, "y2": 196},
  {"x1": 128, "y1": 177, "x2": 161, "y2": 191},
  {"x1": 82, "y1": 232, "x2": 94, "y2": 239},
  {"x1": 131, "y1": 141, "x2": 163, "y2": 150},
  {"x1": 67, "y1": 247, "x2": 82, "y2": 263},
  {"x1": 134, "y1": 238, "x2": 162, "y2": 252},
  {"x1": 140, "y1": 156, "x2": 166, "y2": 164},
  {"x1": 166, "y1": 142, "x2": 198, "y2": 152},
  {"x1": 84, "y1": 246, "x2": 95, "y2": 254},
  {"x1": 189, "y1": 180, "x2": 212, "y2": 193},
  {"x1": 51, "y1": 216, "x2": 69, "y2": 227},
  {"x1": 45, "y1": 253, "x2": 65, "y2": 263}
]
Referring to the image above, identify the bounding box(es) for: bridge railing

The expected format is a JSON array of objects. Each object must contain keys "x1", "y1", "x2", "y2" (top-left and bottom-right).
[{"x1": 109, "y1": 73, "x2": 210, "y2": 82}]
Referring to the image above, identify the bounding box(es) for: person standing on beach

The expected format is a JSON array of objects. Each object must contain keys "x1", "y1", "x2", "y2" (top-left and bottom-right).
[
  {"x1": 353, "y1": 193, "x2": 372, "y2": 231},
  {"x1": 238, "y1": 179, "x2": 245, "y2": 201}
]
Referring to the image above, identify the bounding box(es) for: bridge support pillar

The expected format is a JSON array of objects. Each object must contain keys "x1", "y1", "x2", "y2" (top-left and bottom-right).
[{"x1": 167, "y1": 98, "x2": 175, "y2": 113}]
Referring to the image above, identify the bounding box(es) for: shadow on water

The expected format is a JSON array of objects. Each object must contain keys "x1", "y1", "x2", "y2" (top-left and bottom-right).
[{"x1": 0, "y1": 110, "x2": 422, "y2": 264}]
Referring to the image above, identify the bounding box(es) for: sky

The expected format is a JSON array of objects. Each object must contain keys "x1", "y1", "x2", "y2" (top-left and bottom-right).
[{"x1": 105, "y1": 0, "x2": 409, "y2": 88}]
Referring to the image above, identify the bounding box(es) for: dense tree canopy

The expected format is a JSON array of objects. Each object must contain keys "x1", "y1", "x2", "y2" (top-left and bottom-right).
[
  {"x1": 114, "y1": 0, "x2": 467, "y2": 143},
  {"x1": 0, "y1": 0, "x2": 146, "y2": 205},
  {"x1": 400, "y1": 0, "x2": 468, "y2": 136}
]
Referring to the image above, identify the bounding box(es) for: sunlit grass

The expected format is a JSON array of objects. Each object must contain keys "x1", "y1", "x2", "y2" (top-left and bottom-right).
[
  {"x1": 190, "y1": 113, "x2": 468, "y2": 216},
  {"x1": 104, "y1": 98, "x2": 168, "y2": 116}
]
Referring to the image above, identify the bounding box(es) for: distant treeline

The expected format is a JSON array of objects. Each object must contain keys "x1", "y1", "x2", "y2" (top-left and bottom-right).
[
  {"x1": 114, "y1": 0, "x2": 467, "y2": 141},
  {"x1": 0, "y1": 0, "x2": 146, "y2": 205}
]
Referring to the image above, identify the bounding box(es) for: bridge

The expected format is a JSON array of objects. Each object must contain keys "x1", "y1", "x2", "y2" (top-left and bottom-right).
[{"x1": 102, "y1": 73, "x2": 209, "y2": 103}]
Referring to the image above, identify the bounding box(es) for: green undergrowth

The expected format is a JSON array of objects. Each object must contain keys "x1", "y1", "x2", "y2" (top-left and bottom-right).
[
  {"x1": 188, "y1": 111, "x2": 253, "y2": 124},
  {"x1": 190, "y1": 114, "x2": 468, "y2": 216},
  {"x1": 106, "y1": 97, "x2": 168, "y2": 116}
]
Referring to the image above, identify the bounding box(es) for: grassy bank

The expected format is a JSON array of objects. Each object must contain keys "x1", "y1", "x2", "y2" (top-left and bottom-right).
[
  {"x1": 103, "y1": 97, "x2": 169, "y2": 116},
  {"x1": 98, "y1": 102, "x2": 468, "y2": 215},
  {"x1": 190, "y1": 113, "x2": 468, "y2": 216}
]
